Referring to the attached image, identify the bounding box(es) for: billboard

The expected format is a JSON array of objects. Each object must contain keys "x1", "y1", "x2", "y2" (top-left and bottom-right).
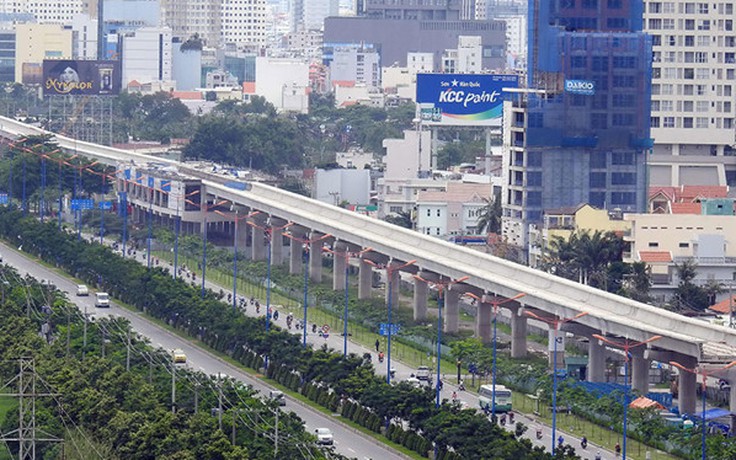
[
  {"x1": 43, "y1": 60, "x2": 121, "y2": 96},
  {"x1": 416, "y1": 73, "x2": 518, "y2": 126}
]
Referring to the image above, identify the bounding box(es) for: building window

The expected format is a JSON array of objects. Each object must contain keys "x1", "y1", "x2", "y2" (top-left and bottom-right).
[
  {"x1": 648, "y1": 242, "x2": 659, "y2": 248},
  {"x1": 679, "y1": 242, "x2": 690, "y2": 248}
]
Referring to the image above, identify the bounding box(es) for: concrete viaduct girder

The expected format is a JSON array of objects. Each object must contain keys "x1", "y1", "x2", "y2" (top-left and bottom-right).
[{"x1": 1, "y1": 115, "x2": 734, "y2": 368}]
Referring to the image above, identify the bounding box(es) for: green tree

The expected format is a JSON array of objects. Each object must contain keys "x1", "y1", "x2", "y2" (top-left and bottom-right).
[
  {"x1": 382, "y1": 210, "x2": 413, "y2": 229},
  {"x1": 476, "y1": 196, "x2": 502, "y2": 235},
  {"x1": 543, "y1": 230, "x2": 623, "y2": 290},
  {"x1": 673, "y1": 259, "x2": 719, "y2": 311}
]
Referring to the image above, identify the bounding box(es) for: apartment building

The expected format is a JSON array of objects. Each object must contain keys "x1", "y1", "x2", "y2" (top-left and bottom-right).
[{"x1": 643, "y1": 1, "x2": 736, "y2": 187}]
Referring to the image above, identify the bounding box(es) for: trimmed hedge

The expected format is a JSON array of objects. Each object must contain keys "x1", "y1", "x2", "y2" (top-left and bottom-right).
[{"x1": 0, "y1": 209, "x2": 565, "y2": 460}]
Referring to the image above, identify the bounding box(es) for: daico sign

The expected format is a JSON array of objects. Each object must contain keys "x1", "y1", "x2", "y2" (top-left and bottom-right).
[
  {"x1": 43, "y1": 60, "x2": 121, "y2": 96},
  {"x1": 564, "y1": 79, "x2": 595, "y2": 96},
  {"x1": 416, "y1": 73, "x2": 518, "y2": 126}
]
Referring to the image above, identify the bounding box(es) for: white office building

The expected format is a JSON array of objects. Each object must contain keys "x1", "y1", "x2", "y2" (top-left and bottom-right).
[
  {"x1": 0, "y1": 0, "x2": 84, "y2": 24},
  {"x1": 643, "y1": 0, "x2": 736, "y2": 187},
  {"x1": 221, "y1": 0, "x2": 267, "y2": 50},
  {"x1": 120, "y1": 26, "x2": 172, "y2": 87},
  {"x1": 331, "y1": 44, "x2": 380, "y2": 88}
]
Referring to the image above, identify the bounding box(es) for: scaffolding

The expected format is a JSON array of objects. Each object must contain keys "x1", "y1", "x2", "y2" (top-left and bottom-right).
[{"x1": 46, "y1": 95, "x2": 114, "y2": 146}]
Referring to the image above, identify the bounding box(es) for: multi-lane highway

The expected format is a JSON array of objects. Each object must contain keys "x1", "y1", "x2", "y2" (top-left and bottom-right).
[{"x1": 0, "y1": 242, "x2": 408, "y2": 460}]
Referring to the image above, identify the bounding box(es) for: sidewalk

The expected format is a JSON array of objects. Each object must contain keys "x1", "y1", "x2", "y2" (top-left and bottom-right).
[{"x1": 98, "y1": 235, "x2": 630, "y2": 459}]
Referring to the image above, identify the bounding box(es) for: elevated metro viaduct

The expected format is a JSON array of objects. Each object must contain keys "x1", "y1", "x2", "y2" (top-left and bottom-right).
[{"x1": 2, "y1": 116, "x2": 736, "y2": 421}]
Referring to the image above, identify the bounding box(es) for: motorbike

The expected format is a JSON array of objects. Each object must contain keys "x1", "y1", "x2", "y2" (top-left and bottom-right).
[
  {"x1": 580, "y1": 437, "x2": 587, "y2": 449},
  {"x1": 535, "y1": 428, "x2": 543, "y2": 440}
]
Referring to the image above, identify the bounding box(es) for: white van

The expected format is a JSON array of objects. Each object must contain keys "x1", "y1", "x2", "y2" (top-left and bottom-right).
[{"x1": 95, "y1": 292, "x2": 110, "y2": 308}]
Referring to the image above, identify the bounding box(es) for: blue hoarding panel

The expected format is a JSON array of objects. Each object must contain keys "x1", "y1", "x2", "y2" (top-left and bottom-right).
[
  {"x1": 416, "y1": 73, "x2": 518, "y2": 126},
  {"x1": 161, "y1": 180, "x2": 171, "y2": 192},
  {"x1": 0, "y1": 194, "x2": 7, "y2": 205},
  {"x1": 379, "y1": 323, "x2": 400, "y2": 336},
  {"x1": 71, "y1": 199, "x2": 95, "y2": 211},
  {"x1": 98, "y1": 201, "x2": 112, "y2": 210}
]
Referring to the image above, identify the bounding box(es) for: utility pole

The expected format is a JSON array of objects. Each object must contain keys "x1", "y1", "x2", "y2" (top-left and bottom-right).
[
  {"x1": 274, "y1": 409, "x2": 279, "y2": 457},
  {"x1": 82, "y1": 305, "x2": 88, "y2": 361},
  {"x1": 194, "y1": 384, "x2": 199, "y2": 413},
  {"x1": 0, "y1": 358, "x2": 62, "y2": 459},
  {"x1": 171, "y1": 360, "x2": 176, "y2": 414},
  {"x1": 125, "y1": 328, "x2": 131, "y2": 371},
  {"x1": 218, "y1": 374, "x2": 223, "y2": 430},
  {"x1": 66, "y1": 309, "x2": 71, "y2": 357}
]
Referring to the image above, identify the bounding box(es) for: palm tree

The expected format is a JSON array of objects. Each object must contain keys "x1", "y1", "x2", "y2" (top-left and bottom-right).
[
  {"x1": 476, "y1": 196, "x2": 502, "y2": 235},
  {"x1": 543, "y1": 230, "x2": 623, "y2": 290}
]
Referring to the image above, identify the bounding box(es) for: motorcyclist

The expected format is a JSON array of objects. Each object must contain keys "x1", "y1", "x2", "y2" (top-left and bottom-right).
[
  {"x1": 580, "y1": 436, "x2": 587, "y2": 449},
  {"x1": 378, "y1": 351, "x2": 385, "y2": 362},
  {"x1": 535, "y1": 426, "x2": 543, "y2": 439}
]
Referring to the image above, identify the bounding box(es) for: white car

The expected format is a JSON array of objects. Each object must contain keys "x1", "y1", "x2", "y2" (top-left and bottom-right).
[
  {"x1": 95, "y1": 292, "x2": 110, "y2": 308},
  {"x1": 416, "y1": 366, "x2": 430, "y2": 381},
  {"x1": 76, "y1": 284, "x2": 89, "y2": 296},
  {"x1": 315, "y1": 427, "x2": 334, "y2": 445},
  {"x1": 404, "y1": 377, "x2": 423, "y2": 388}
]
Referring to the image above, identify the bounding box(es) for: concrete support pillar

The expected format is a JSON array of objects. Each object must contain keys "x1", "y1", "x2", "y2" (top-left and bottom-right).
[
  {"x1": 730, "y1": 377, "x2": 736, "y2": 434},
  {"x1": 678, "y1": 356, "x2": 698, "y2": 415},
  {"x1": 444, "y1": 289, "x2": 460, "y2": 333},
  {"x1": 289, "y1": 238, "x2": 303, "y2": 275},
  {"x1": 548, "y1": 327, "x2": 565, "y2": 370},
  {"x1": 251, "y1": 226, "x2": 266, "y2": 261},
  {"x1": 333, "y1": 243, "x2": 347, "y2": 291},
  {"x1": 384, "y1": 263, "x2": 400, "y2": 309},
  {"x1": 587, "y1": 338, "x2": 606, "y2": 383},
  {"x1": 510, "y1": 309, "x2": 528, "y2": 358},
  {"x1": 476, "y1": 302, "x2": 492, "y2": 344},
  {"x1": 309, "y1": 237, "x2": 322, "y2": 283},
  {"x1": 413, "y1": 275, "x2": 428, "y2": 321},
  {"x1": 631, "y1": 349, "x2": 650, "y2": 395},
  {"x1": 235, "y1": 221, "x2": 248, "y2": 254},
  {"x1": 271, "y1": 230, "x2": 284, "y2": 266},
  {"x1": 358, "y1": 259, "x2": 372, "y2": 299}
]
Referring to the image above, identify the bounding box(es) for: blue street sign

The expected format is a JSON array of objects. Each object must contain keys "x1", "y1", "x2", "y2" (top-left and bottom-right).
[
  {"x1": 379, "y1": 323, "x2": 400, "y2": 336},
  {"x1": 0, "y1": 193, "x2": 8, "y2": 205},
  {"x1": 98, "y1": 201, "x2": 112, "y2": 210},
  {"x1": 71, "y1": 199, "x2": 95, "y2": 211}
]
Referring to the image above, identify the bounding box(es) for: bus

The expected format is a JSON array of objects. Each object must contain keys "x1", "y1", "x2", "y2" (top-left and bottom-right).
[{"x1": 478, "y1": 384, "x2": 512, "y2": 413}]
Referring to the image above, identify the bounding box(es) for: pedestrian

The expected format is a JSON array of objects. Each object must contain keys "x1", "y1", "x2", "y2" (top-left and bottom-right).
[{"x1": 375, "y1": 339, "x2": 380, "y2": 352}]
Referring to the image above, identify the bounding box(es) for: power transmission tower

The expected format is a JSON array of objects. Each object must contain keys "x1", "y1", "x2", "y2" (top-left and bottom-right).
[{"x1": 0, "y1": 357, "x2": 62, "y2": 459}]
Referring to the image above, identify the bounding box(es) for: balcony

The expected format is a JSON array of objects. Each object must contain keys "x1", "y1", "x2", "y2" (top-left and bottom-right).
[{"x1": 672, "y1": 256, "x2": 736, "y2": 265}]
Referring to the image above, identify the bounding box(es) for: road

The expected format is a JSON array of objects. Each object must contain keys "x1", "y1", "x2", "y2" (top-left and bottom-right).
[
  {"x1": 0, "y1": 242, "x2": 406, "y2": 460},
  {"x1": 124, "y1": 248, "x2": 627, "y2": 460}
]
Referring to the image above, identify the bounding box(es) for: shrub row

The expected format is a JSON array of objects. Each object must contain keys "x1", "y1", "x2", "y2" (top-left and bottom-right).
[{"x1": 0, "y1": 209, "x2": 565, "y2": 460}]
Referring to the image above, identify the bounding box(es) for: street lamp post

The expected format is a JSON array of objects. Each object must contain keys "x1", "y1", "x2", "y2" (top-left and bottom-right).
[
  {"x1": 284, "y1": 232, "x2": 332, "y2": 347},
  {"x1": 184, "y1": 197, "x2": 229, "y2": 299},
  {"x1": 525, "y1": 310, "x2": 589, "y2": 456},
  {"x1": 323, "y1": 245, "x2": 372, "y2": 357},
  {"x1": 669, "y1": 360, "x2": 736, "y2": 460},
  {"x1": 592, "y1": 334, "x2": 662, "y2": 460},
  {"x1": 366, "y1": 258, "x2": 416, "y2": 384},
  {"x1": 466, "y1": 292, "x2": 526, "y2": 421},
  {"x1": 415, "y1": 274, "x2": 470, "y2": 407}
]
